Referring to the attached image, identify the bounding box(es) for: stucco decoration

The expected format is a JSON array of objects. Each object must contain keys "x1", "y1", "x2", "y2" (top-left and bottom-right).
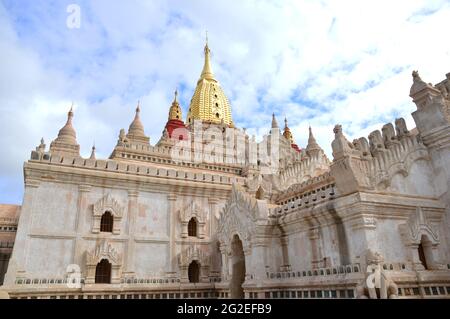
[
  {"x1": 85, "y1": 240, "x2": 122, "y2": 284},
  {"x1": 92, "y1": 193, "x2": 124, "y2": 234},
  {"x1": 399, "y1": 207, "x2": 439, "y2": 245},
  {"x1": 217, "y1": 184, "x2": 265, "y2": 250},
  {"x1": 179, "y1": 201, "x2": 207, "y2": 238}
]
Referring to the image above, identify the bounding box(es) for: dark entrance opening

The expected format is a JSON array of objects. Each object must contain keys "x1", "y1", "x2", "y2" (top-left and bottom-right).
[
  {"x1": 100, "y1": 211, "x2": 113, "y2": 232},
  {"x1": 230, "y1": 234, "x2": 246, "y2": 299},
  {"x1": 95, "y1": 259, "x2": 112, "y2": 284},
  {"x1": 188, "y1": 260, "x2": 200, "y2": 283}
]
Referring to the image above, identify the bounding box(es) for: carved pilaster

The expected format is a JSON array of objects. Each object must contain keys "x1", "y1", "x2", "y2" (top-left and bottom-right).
[
  {"x1": 219, "y1": 245, "x2": 229, "y2": 281},
  {"x1": 167, "y1": 194, "x2": 177, "y2": 273},
  {"x1": 73, "y1": 185, "x2": 91, "y2": 266},
  {"x1": 208, "y1": 197, "x2": 219, "y2": 238},
  {"x1": 124, "y1": 189, "x2": 139, "y2": 277},
  {"x1": 309, "y1": 228, "x2": 322, "y2": 269}
]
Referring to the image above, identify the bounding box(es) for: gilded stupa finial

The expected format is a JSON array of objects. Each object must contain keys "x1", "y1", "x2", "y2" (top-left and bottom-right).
[
  {"x1": 186, "y1": 38, "x2": 233, "y2": 126},
  {"x1": 168, "y1": 89, "x2": 183, "y2": 121},
  {"x1": 201, "y1": 32, "x2": 214, "y2": 80},
  {"x1": 283, "y1": 117, "x2": 294, "y2": 143}
]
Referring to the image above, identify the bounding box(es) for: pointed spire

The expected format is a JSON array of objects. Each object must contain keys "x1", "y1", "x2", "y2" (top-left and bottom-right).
[
  {"x1": 136, "y1": 100, "x2": 140, "y2": 113},
  {"x1": 89, "y1": 144, "x2": 96, "y2": 160},
  {"x1": 128, "y1": 100, "x2": 145, "y2": 137},
  {"x1": 36, "y1": 137, "x2": 46, "y2": 152},
  {"x1": 306, "y1": 126, "x2": 322, "y2": 156},
  {"x1": 308, "y1": 126, "x2": 317, "y2": 144},
  {"x1": 200, "y1": 32, "x2": 215, "y2": 80},
  {"x1": 168, "y1": 89, "x2": 183, "y2": 121},
  {"x1": 50, "y1": 104, "x2": 80, "y2": 156},
  {"x1": 271, "y1": 113, "x2": 279, "y2": 129},
  {"x1": 55, "y1": 105, "x2": 77, "y2": 144},
  {"x1": 282, "y1": 117, "x2": 294, "y2": 143}
]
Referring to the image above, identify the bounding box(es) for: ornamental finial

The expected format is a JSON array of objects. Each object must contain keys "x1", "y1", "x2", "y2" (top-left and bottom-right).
[{"x1": 136, "y1": 100, "x2": 140, "y2": 113}]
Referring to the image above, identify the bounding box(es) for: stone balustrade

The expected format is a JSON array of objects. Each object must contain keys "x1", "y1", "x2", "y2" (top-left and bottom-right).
[
  {"x1": 265, "y1": 262, "x2": 414, "y2": 281},
  {"x1": 276, "y1": 172, "x2": 335, "y2": 204},
  {"x1": 14, "y1": 275, "x2": 223, "y2": 286},
  {"x1": 266, "y1": 263, "x2": 362, "y2": 280},
  {"x1": 271, "y1": 181, "x2": 336, "y2": 216}
]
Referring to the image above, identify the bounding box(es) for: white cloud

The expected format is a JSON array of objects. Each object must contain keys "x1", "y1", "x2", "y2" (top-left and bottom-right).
[{"x1": 0, "y1": 0, "x2": 449, "y2": 204}]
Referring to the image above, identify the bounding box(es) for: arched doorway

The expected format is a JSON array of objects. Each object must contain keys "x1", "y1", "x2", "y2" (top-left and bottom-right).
[
  {"x1": 188, "y1": 260, "x2": 200, "y2": 283},
  {"x1": 95, "y1": 259, "x2": 112, "y2": 284},
  {"x1": 230, "y1": 234, "x2": 246, "y2": 299},
  {"x1": 418, "y1": 235, "x2": 433, "y2": 270}
]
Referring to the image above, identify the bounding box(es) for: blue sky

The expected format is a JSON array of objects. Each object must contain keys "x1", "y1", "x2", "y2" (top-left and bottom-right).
[{"x1": 0, "y1": 0, "x2": 449, "y2": 204}]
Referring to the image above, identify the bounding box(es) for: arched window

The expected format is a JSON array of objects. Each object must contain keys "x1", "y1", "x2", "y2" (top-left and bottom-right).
[
  {"x1": 100, "y1": 211, "x2": 113, "y2": 232},
  {"x1": 95, "y1": 259, "x2": 111, "y2": 284},
  {"x1": 188, "y1": 261, "x2": 200, "y2": 283},
  {"x1": 188, "y1": 218, "x2": 197, "y2": 237}
]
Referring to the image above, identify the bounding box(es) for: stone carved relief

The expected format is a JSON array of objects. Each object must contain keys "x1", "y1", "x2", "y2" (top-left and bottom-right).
[
  {"x1": 368, "y1": 130, "x2": 386, "y2": 155},
  {"x1": 356, "y1": 250, "x2": 399, "y2": 299},
  {"x1": 331, "y1": 124, "x2": 355, "y2": 159},
  {"x1": 245, "y1": 173, "x2": 275, "y2": 198},
  {"x1": 399, "y1": 207, "x2": 439, "y2": 245},
  {"x1": 395, "y1": 118, "x2": 410, "y2": 139},
  {"x1": 353, "y1": 137, "x2": 370, "y2": 157},
  {"x1": 85, "y1": 240, "x2": 122, "y2": 284},
  {"x1": 179, "y1": 201, "x2": 207, "y2": 238},
  {"x1": 382, "y1": 123, "x2": 399, "y2": 148},
  {"x1": 399, "y1": 207, "x2": 446, "y2": 270},
  {"x1": 92, "y1": 194, "x2": 124, "y2": 234},
  {"x1": 177, "y1": 245, "x2": 210, "y2": 283},
  {"x1": 217, "y1": 185, "x2": 260, "y2": 250},
  {"x1": 178, "y1": 245, "x2": 210, "y2": 267}
]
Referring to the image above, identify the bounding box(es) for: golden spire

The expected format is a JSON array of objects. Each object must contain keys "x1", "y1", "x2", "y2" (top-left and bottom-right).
[
  {"x1": 200, "y1": 32, "x2": 215, "y2": 80},
  {"x1": 168, "y1": 89, "x2": 183, "y2": 121},
  {"x1": 186, "y1": 36, "x2": 233, "y2": 126},
  {"x1": 283, "y1": 117, "x2": 294, "y2": 143}
]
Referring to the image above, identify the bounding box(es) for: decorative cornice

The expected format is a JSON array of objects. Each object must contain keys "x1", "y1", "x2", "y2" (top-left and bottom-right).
[{"x1": 351, "y1": 215, "x2": 377, "y2": 230}]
